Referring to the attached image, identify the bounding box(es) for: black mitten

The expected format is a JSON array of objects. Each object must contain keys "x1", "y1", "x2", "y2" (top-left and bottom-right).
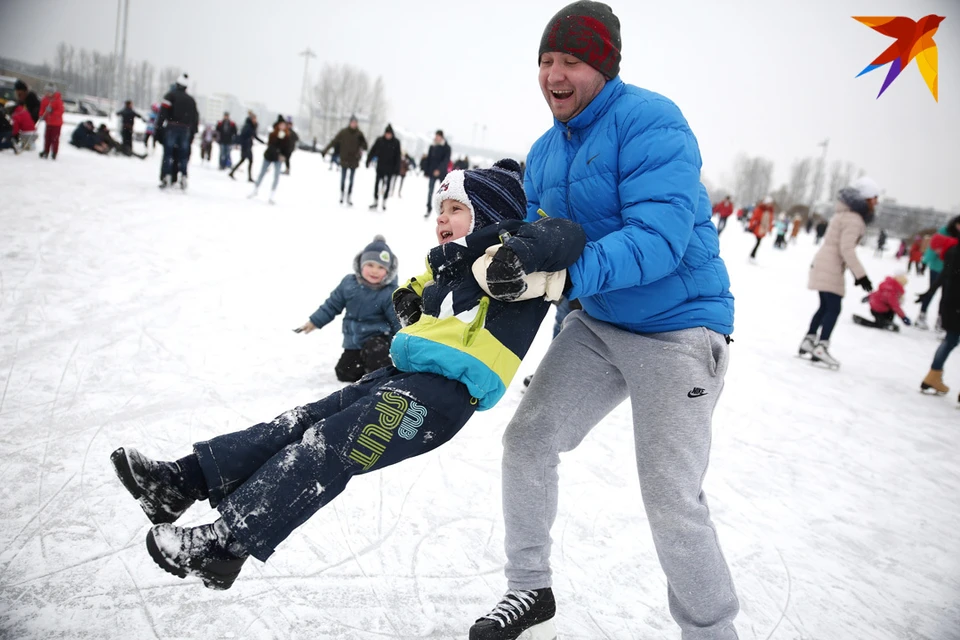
[
  {"x1": 486, "y1": 246, "x2": 528, "y2": 301},
  {"x1": 392, "y1": 288, "x2": 423, "y2": 327}
]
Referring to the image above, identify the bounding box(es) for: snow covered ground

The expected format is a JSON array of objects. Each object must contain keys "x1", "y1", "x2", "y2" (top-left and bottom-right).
[{"x1": 1, "y1": 139, "x2": 958, "y2": 640}]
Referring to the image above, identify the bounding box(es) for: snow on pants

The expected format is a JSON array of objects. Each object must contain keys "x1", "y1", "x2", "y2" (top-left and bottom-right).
[
  {"x1": 44, "y1": 124, "x2": 61, "y2": 156},
  {"x1": 502, "y1": 311, "x2": 739, "y2": 640},
  {"x1": 193, "y1": 366, "x2": 476, "y2": 561}
]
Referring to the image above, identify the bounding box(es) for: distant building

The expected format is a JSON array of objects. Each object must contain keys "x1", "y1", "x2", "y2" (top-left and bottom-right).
[
  {"x1": 873, "y1": 201, "x2": 953, "y2": 239},
  {"x1": 201, "y1": 93, "x2": 246, "y2": 127}
]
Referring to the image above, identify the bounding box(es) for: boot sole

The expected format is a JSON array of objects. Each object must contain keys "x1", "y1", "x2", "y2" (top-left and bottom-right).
[
  {"x1": 110, "y1": 448, "x2": 184, "y2": 525},
  {"x1": 145, "y1": 528, "x2": 243, "y2": 590}
]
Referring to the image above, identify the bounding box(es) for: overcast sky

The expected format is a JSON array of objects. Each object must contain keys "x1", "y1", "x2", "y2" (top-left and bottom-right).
[{"x1": 1, "y1": 0, "x2": 957, "y2": 210}]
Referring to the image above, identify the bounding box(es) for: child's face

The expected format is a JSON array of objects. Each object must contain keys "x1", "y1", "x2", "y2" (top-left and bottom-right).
[
  {"x1": 361, "y1": 262, "x2": 388, "y2": 284},
  {"x1": 436, "y1": 199, "x2": 473, "y2": 244}
]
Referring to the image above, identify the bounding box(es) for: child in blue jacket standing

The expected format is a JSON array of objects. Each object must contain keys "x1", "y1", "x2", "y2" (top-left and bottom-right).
[
  {"x1": 296, "y1": 235, "x2": 401, "y2": 382},
  {"x1": 108, "y1": 159, "x2": 586, "y2": 592}
]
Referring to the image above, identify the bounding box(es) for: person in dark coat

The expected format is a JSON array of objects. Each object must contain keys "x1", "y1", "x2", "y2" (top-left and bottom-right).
[
  {"x1": 116, "y1": 100, "x2": 144, "y2": 149},
  {"x1": 248, "y1": 119, "x2": 295, "y2": 204},
  {"x1": 423, "y1": 129, "x2": 451, "y2": 217},
  {"x1": 365, "y1": 124, "x2": 402, "y2": 211},
  {"x1": 295, "y1": 235, "x2": 401, "y2": 381},
  {"x1": 282, "y1": 115, "x2": 298, "y2": 175},
  {"x1": 215, "y1": 112, "x2": 238, "y2": 170},
  {"x1": 230, "y1": 112, "x2": 264, "y2": 182},
  {"x1": 70, "y1": 121, "x2": 109, "y2": 154},
  {"x1": 157, "y1": 74, "x2": 199, "y2": 188},
  {"x1": 14, "y1": 79, "x2": 41, "y2": 123},
  {"x1": 919, "y1": 242, "x2": 960, "y2": 398},
  {"x1": 97, "y1": 124, "x2": 147, "y2": 158},
  {"x1": 322, "y1": 115, "x2": 367, "y2": 205}
]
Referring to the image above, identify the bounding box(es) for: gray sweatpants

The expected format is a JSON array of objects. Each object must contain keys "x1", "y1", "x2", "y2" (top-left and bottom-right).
[{"x1": 502, "y1": 311, "x2": 739, "y2": 640}]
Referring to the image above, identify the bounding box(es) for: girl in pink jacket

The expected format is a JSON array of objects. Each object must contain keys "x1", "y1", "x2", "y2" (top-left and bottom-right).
[{"x1": 867, "y1": 274, "x2": 911, "y2": 328}]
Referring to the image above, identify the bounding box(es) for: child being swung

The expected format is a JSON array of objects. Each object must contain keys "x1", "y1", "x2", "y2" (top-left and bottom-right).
[
  {"x1": 296, "y1": 235, "x2": 401, "y2": 382},
  {"x1": 109, "y1": 159, "x2": 586, "y2": 590}
]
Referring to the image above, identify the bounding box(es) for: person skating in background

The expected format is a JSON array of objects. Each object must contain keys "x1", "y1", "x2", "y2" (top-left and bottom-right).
[
  {"x1": 773, "y1": 213, "x2": 789, "y2": 249},
  {"x1": 916, "y1": 216, "x2": 960, "y2": 330},
  {"x1": 14, "y1": 79, "x2": 41, "y2": 124},
  {"x1": 874, "y1": 228, "x2": 888, "y2": 258},
  {"x1": 116, "y1": 100, "x2": 144, "y2": 150},
  {"x1": 321, "y1": 115, "x2": 367, "y2": 206},
  {"x1": 712, "y1": 194, "x2": 733, "y2": 234},
  {"x1": 907, "y1": 235, "x2": 924, "y2": 274},
  {"x1": 215, "y1": 112, "x2": 237, "y2": 171},
  {"x1": 799, "y1": 176, "x2": 880, "y2": 369},
  {"x1": 230, "y1": 111, "x2": 264, "y2": 182},
  {"x1": 857, "y1": 273, "x2": 911, "y2": 330},
  {"x1": 919, "y1": 243, "x2": 959, "y2": 399},
  {"x1": 815, "y1": 218, "x2": 828, "y2": 244},
  {"x1": 790, "y1": 214, "x2": 803, "y2": 244},
  {"x1": 747, "y1": 196, "x2": 775, "y2": 260},
  {"x1": 107, "y1": 159, "x2": 585, "y2": 593},
  {"x1": 200, "y1": 124, "x2": 214, "y2": 162},
  {"x1": 366, "y1": 124, "x2": 402, "y2": 211},
  {"x1": 423, "y1": 130, "x2": 451, "y2": 218},
  {"x1": 144, "y1": 104, "x2": 159, "y2": 149},
  {"x1": 38, "y1": 85, "x2": 64, "y2": 159},
  {"x1": 295, "y1": 235, "x2": 401, "y2": 382},
  {"x1": 282, "y1": 116, "x2": 298, "y2": 175},
  {"x1": 248, "y1": 118, "x2": 294, "y2": 204},
  {"x1": 328, "y1": 141, "x2": 340, "y2": 170},
  {"x1": 157, "y1": 74, "x2": 199, "y2": 190}
]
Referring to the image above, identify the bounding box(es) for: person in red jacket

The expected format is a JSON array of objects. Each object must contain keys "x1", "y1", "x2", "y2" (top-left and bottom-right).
[
  {"x1": 866, "y1": 274, "x2": 911, "y2": 328},
  {"x1": 747, "y1": 196, "x2": 775, "y2": 259},
  {"x1": 10, "y1": 104, "x2": 37, "y2": 151},
  {"x1": 712, "y1": 195, "x2": 734, "y2": 234},
  {"x1": 907, "y1": 235, "x2": 924, "y2": 274},
  {"x1": 39, "y1": 85, "x2": 64, "y2": 159}
]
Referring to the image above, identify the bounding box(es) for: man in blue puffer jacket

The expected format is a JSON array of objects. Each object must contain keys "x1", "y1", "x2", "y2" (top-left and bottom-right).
[{"x1": 470, "y1": 3, "x2": 739, "y2": 640}]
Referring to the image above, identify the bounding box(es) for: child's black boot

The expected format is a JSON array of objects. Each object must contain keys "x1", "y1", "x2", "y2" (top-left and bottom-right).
[
  {"x1": 146, "y1": 518, "x2": 248, "y2": 590},
  {"x1": 110, "y1": 447, "x2": 205, "y2": 524}
]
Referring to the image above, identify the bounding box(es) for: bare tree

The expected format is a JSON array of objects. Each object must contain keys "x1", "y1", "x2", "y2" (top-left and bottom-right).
[
  {"x1": 770, "y1": 184, "x2": 789, "y2": 213},
  {"x1": 731, "y1": 153, "x2": 774, "y2": 206},
  {"x1": 313, "y1": 63, "x2": 388, "y2": 146},
  {"x1": 785, "y1": 157, "x2": 813, "y2": 212},
  {"x1": 826, "y1": 160, "x2": 858, "y2": 200},
  {"x1": 367, "y1": 75, "x2": 388, "y2": 142},
  {"x1": 158, "y1": 66, "x2": 182, "y2": 96}
]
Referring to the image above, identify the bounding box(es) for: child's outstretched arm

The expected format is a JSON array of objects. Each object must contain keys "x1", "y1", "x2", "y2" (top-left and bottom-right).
[{"x1": 296, "y1": 281, "x2": 348, "y2": 334}]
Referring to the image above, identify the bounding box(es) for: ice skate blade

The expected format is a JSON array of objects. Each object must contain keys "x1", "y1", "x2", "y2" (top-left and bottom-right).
[
  {"x1": 920, "y1": 384, "x2": 946, "y2": 395},
  {"x1": 518, "y1": 620, "x2": 557, "y2": 640}
]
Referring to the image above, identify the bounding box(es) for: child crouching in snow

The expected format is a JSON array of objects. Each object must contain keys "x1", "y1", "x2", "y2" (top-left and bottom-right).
[
  {"x1": 109, "y1": 159, "x2": 585, "y2": 590},
  {"x1": 865, "y1": 274, "x2": 912, "y2": 329},
  {"x1": 295, "y1": 235, "x2": 401, "y2": 382}
]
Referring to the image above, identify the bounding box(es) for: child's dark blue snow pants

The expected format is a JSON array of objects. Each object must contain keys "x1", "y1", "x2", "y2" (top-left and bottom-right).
[{"x1": 192, "y1": 366, "x2": 476, "y2": 561}]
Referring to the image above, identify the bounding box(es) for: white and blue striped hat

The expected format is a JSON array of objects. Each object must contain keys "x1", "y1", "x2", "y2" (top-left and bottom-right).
[{"x1": 433, "y1": 159, "x2": 526, "y2": 234}]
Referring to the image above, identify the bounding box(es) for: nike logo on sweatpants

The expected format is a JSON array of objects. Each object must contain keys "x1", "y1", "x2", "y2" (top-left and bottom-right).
[{"x1": 687, "y1": 388, "x2": 708, "y2": 398}]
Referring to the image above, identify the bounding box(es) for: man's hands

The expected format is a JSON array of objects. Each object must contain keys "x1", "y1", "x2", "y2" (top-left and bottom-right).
[
  {"x1": 486, "y1": 246, "x2": 528, "y2": 302},
  {"x1": 392, "y1": 288, "x2": 423, "y2": 327}
]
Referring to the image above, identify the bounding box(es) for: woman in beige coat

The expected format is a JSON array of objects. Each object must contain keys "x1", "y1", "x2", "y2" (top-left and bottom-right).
[{"x1": 799, "y1": 176, "x2": 881, "y2": 367}]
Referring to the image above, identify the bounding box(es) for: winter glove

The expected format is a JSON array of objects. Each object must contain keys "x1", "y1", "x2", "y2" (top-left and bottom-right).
[
  {"x1": 486, "y1": 245, "x2": 528, "y2": 302},
  {"x1": 915, "y1": 291, "x2": 931, "y2": 304},
  {"x1": 901, "y1": 316, "x2": 912, "y2": 326},
  {"x1": 392, "y1": 288, "x2": 423, "y2": 327},
  {"x1": 854, "y1": 275, "x2": 873, "y2": 292}
]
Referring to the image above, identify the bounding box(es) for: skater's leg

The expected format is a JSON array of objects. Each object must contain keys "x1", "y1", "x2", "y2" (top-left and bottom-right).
[
  {"x1": 382, "y1": 175, "x2": 392, "y2": 204},
  {"x1": 194, "y1": 368, "x2": 393, "y2": 506},
  {"x1": 749, "y1": 235, "x2": 762, "y2": 258},
  {"x1": 817, "y1": 292, "x2": 842, "y2": 341},
  {"x1": 340, "y1": 165, "x2": 347, "y2": 193},
  {"x1": 503, "y1": 311, "x2": 628, "y2": 589},
  {"x1": 870, "y1": 310, "x2": 895, "y2": 327},
  {"x1": 807, "y1": 291, "x2": 830, "y2": 336},
  {"x1": 334, "y1": 349, "x2": 365, "y2": 382},
  {"x1": 359, "y1": 335, "x2": 392, "y2": 373},
  {"x1": 920, "y1": 269, "x2": 942, "y2": 313},
  {"x1": 247, "y1": 156, "x2": 254, "y2": 181},
  {"x1": 932, "y1": 332, "x2": 960, "y2": 371},
  {"x1": 270, "y1": 161, "x2": 281, "y2": 192},
  {"x1": 347, "y1": 167, "x2": 356, "y2": 195},
  {"x1": 217, "y1": 372, "x2": 474, "y2": 561},
  {"x1": 253, "y1": 160, "x2": 270, "y2": 188},
  {"x1": 617, "y1": 327, "x2": 739, "y2": 639}
]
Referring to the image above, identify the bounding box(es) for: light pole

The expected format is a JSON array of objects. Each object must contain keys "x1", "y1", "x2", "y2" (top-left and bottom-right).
[
  {"x1": 118, "y1": 0, "x2": 130, "y2": 104},
  {"x1": 298, "y1": 48, "x2": 316, "y2": 137},
  {"x1": 810, "y1": 138, "x2": 829, "y2": 208}
]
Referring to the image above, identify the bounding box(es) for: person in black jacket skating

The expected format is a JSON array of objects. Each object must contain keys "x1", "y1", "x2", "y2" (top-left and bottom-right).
[
  {"x1": 424, "y1": 129, "x2": 451, "y2": 217},
  {"x1": 116, "y1": 100, "x2": 144, "y2": 150},
  {"x1": 215, "y1": 112, "x2": 237, "y2": 170},
  {"x1": 366, "y1": 124, "x2": 402, "y2": 211},
  {"x1": 157, "y1": 74, "x2": 199, "y2": 189},
  {"x1": 230, "y1": 112, "x2": 264, "y2": 182},
  {"x1": 248, "y1": 119, "x2": 294, "y2": 204}
]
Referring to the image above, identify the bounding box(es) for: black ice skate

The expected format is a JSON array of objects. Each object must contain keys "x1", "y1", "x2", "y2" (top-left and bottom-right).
[
  {"x1": 470, "y1": 588, "x2": 557, "y2": 640},
  {"x1": 146, "y1": 520, "x2": 248, "y2": 590},
  {"x1": 110, "y1": 447, "x2": 196, "y2": 524}
]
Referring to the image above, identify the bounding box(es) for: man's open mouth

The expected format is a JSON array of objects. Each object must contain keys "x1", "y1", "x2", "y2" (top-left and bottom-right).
[{"x1": 551, "y1": 90, "x2": 573, "y2": 100}]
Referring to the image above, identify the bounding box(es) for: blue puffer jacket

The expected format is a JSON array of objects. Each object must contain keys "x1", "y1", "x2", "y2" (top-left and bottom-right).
[
  {"x1": 524, "y1": 77, "x2": 734, "y2": 335},
  {"x1": 309, "y1": 254, "x2": 401, "y2": 350}
]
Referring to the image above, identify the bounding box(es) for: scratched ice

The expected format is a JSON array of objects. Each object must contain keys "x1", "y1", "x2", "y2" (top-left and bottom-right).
[{"x1": 0, "y1": 131, "x2": 958, "y2": 639}]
